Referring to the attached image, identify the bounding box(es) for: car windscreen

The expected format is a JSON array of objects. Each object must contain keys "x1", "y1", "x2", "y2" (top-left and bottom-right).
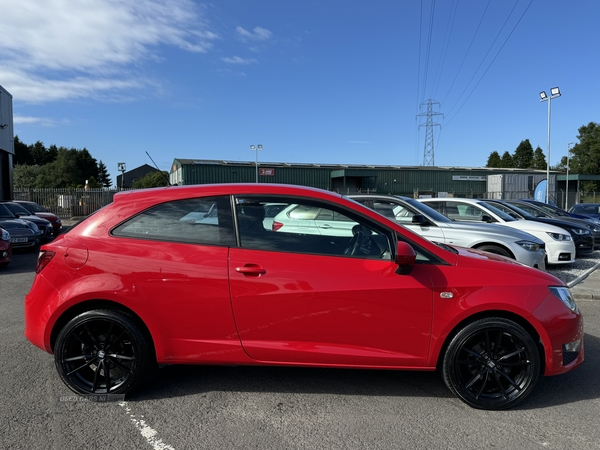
[
  {"x1": 5, "y1": 203, "x2": 32, "y2": 216},
  {"x1": 0, "y1": 204, "x2": 17, "y2": 219},
  {"x1": 477, "y1": 201, "x2": 517, "y2": 221},
  {"x1": 489, "y1": 201, "x2": 536, "y2": 219},
  {"x1": 401, "y1": 197, "x2": 452, "y2": 223}
]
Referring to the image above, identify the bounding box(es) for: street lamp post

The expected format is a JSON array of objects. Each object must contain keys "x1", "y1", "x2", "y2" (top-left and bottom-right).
[
  {"x1": 250, "y1": 144, "x2": 263, "y2": 183},
  {"x1": 565, "y1": 142, "x2": 575, "y2": 210},
  {"x1": 539, "y1": 87, "x2": 561, "y2": 203},
  {"x1": 117, "y1": 162, "x2": 126, "y2": 190}
]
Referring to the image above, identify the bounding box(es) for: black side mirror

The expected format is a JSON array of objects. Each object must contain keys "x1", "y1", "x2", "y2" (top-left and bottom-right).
[
  {"x1": 481, "y1": 214, "x2": 493, "y2": 223},
  {"x1": 412, "y1": 214, "x2": 429, "y2": 225}
]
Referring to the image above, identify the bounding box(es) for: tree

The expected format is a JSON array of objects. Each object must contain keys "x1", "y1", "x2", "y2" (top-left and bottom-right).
[
  {"x1": 132, "y1": 171, "x2": 170, "y2": 189},
  {"x1": 570, "y1": 122, "x2": 600, "y2": 174},
  {"x1": 486, "y1": 151, "x2": 502, "y2": 168},
  {"x1": 500, "y1": 151, "x2": 514, "y2": 168},
  {"x1": 13, "y1": 136, "x2": 34, "y2": 165},
  {"x1": 532, "y1": 146, "x2": 546, "y2": 170},
  {"x1": 13, "y1": 164, "x2": 42, "y2": 188},
  {"x1": 30, "y1": 141, "x2": 56, "y2": 166},
  {"x1": 97, "y1": 160, "x2": 112, "y2": 187},
  {"x1": 35, "y1": 149, "x2": 81, "y2": 188},
  {"x1": 513, "y1": 139, "x2": 534, "y2": 169}
]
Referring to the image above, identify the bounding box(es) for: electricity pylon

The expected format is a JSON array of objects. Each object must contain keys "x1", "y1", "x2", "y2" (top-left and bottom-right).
[{"x1": 417, "y1": 99, "x2": 443, "y2": 166}]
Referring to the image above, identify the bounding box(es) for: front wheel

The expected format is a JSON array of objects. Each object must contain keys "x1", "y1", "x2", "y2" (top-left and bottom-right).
[
  {"x1": 476, "y1": 245, "x2": 512, "y2": 259},
  {"x1": 54, "y1": 309, "x2": 151, "y2": 396},
  {"x1": 442, "y1": 317, "x2": 540, "y2": 410}
]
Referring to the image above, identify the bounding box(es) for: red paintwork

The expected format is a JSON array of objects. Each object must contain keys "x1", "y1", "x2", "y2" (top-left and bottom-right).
[{"x1": 24, "y1": 184, "x2": 583, "y2": 377}]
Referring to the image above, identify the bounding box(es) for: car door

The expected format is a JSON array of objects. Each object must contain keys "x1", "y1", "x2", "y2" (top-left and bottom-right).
[{"x1": 228, "y1": 196, "x2": 435, "y2": 367}]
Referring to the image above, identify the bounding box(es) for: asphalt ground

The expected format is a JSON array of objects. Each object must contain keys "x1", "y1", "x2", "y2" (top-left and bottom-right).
[{"x1": 568, "y1": 261, "x2": 600, "y2": 300}]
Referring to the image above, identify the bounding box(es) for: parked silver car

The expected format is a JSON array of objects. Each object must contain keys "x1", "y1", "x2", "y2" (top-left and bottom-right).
[
  {"x1": 349, "y1": 195, "x2": 546, "y2": 270},
  {"x1": 419, "y1": 197, "x2": 575, "y2": 265}
]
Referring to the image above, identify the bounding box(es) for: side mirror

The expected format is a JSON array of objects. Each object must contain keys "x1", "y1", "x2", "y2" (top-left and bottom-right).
[
  {"x1": 481, "y1": 214, "x2": 493, "y2": 223},
  {"x1": 411, "y1": 214, "x2": 429, "y2": 225},
  {"x1": 395, "y1": 241, "x2": 416, "y2": 275}
]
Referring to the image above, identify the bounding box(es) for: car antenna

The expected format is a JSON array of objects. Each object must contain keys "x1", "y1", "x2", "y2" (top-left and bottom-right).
[{"x1": 145, "y1": 151, "x2": 172, "y2": 186}]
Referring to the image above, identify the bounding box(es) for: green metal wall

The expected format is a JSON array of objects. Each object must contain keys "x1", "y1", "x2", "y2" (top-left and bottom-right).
[
  {"x1": 173, "y1": 159, "x2": 548, "y2": 198},
  {"x1": 180, "y1": 163, "x2": 332, "y2": 190}
]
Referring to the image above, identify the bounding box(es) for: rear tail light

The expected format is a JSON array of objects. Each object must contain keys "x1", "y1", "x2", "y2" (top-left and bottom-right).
[
  {"x1": 272, "y1": 221, "x2": 283, "y2": 231},
  {"x1": 36, "y1": 250, "x2": 55, "y2": 274}
]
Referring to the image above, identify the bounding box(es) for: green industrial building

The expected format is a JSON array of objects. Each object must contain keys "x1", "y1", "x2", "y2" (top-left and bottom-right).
[{"x1": 169, "y1": 158, "x2": 565, "y2": 201}]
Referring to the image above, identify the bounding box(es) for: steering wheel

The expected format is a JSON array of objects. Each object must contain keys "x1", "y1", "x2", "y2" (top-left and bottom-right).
[{"x1": 343, "y1": 230, "x2": 364, "y2": 256}]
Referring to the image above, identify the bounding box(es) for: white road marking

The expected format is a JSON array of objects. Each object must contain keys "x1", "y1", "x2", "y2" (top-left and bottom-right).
[{"x1": 119, "y1": 401, "x2": 175, "y2": 450}]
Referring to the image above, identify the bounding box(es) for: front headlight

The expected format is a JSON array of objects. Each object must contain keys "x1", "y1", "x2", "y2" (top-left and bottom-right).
[
  {"x1": 549, "y1": 286, "x2": 578, "y2": 313},
  {"x1": 28, "y1": 222, "x2": 40, "y2": 232},
  {"x1": 569, "y1": 228, "x2": 590, "y2": 235},
  {"x1": 516, "y1": 240, "x2": 540, "y2": 252},
  {"x1": 547, "y1": 232, "x2": 572, "y2": 241},
  {"x1": 1, "y1": 228, "x2": 10, "y2": 241}
]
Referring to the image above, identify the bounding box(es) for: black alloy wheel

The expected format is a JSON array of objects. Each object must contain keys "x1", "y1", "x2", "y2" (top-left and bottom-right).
[
  {"x1": 55, "y1": 309, "x2": 150, "y2": 396},
  {"x1": 442, "y1": 317, "x2": 540, "y2": 410}
]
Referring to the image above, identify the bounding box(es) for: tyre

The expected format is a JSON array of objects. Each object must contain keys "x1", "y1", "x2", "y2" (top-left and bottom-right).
[
  {"x1": 476, "y1": 245, "x2": 512, "y2": 259},
  {"x1": 54, "y1": 309, "x2": 151, "y2": 396},
  {"x1": 442, "y1": 317, "x2": 540, "y2": 410}
]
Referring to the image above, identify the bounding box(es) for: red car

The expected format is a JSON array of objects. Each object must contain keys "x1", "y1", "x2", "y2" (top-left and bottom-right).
[
  {"x1": 14, "y1": 201, "x2": 63, "y2": 237},
  {"x1": 0, "y1": 227, "x2": 12, "y2": 268},
  {"x1": 24, "y1": 184, "x2": 584, "y2": 409}
]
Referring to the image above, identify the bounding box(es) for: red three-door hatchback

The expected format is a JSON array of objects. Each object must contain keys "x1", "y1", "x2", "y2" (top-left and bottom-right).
[{"x1": 24, "y1": 184, "x2": 584, "y2": 410}]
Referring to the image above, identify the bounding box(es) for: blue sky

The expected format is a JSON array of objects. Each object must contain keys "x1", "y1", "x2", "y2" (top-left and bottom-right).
[{"x1": 1, "y1": 0, "x2": 598, "y2": 185}]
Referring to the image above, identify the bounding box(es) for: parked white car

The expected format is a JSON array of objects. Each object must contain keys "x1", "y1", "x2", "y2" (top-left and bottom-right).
[
  {"x1": 419, "y1": 198, "x2": 575, "y2": 265},
  {"x1": 349, "y1": 194, "x2": 546, "y2": 270}
]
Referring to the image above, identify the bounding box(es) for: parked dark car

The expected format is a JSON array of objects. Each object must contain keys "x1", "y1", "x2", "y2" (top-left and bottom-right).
[
  {"x1": 0, "y1": 205, "x2": 43, "y2": 250},
  {"x1": 25, "y1": 183, "x2": 583, "y2": 410},
  {"x1": 485, "y1": 199, "x2": 594, "y2": 255},
  {"x1": 507, "y1": 200, "x2": 600, "y2": 249},
  {"x1": 568, "y1": 203, "x2": 600, "y2": 220},
  {"x1": 520, "y1": 199, "x2": 600, "y2": 224},
  {"x1": 0, "y1": 201, "x2": 53, "y2": 241},
  {"x1": 0, "y1": 227, "x2": 12, "y2": 268},
  {"x1": 14, "y1": 200, "x2": 63, "y2": 237}
]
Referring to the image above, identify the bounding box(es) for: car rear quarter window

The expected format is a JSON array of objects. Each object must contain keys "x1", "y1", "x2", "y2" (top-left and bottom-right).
[{"x1": 112, "y1": 196, "x2": 235, "y2": 246}]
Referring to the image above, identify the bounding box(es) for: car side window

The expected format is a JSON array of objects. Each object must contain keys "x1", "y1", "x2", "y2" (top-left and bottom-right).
[
  {"x1": 235, "y1": 197, "x2": 393, "y2": 259},
  {"x1": 112, "y1": 196, "x2": 235, "y2": 246}
]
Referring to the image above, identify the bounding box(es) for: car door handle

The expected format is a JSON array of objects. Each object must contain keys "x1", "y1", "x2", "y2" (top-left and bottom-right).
[
  {"x1": 319, "y1": 224, "x2": 332, "y2": 229},
  {"x1": 236, "y1": 264, "x2": 267, "y2": 276}
]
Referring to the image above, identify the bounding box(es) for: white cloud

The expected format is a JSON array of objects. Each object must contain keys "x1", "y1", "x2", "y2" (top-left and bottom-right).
[
  {"x1": 13, "y1": 115, "x2": 66, "y2": 127},
  {"x1": 221, "y1": 56, "x2": 258, "y2": 65},
  {"x1": 0, "y1": 0, "x2": 218, "y2": 103},
  {"x1": 236, "y1": 26, "x2": 273, "y2": 42}
]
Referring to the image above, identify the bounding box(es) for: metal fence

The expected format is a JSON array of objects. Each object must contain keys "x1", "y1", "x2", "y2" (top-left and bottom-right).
[
  {"x1": 13, "y1": 187, "x2": 600, "y2": 220},
  {"x1": 13, "y1": 188, "x2": 132, "y2": 219}
]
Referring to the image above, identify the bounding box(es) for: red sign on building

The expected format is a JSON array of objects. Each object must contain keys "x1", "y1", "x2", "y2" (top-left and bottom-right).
[{"x1": 259, "y1": 168, "x2": 275, "y2": 176}]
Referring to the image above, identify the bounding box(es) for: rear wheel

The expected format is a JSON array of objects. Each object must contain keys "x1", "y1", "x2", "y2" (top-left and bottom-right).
[
  {"x1": 476, "y1": 245, "x2": 512, "y2": 259},
  {"x1": 55, "y1": 309, "x2": 150, "y2": 396},
  {"x1": 442, "y1": 317, "x2": 540, "y2": 410}
]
